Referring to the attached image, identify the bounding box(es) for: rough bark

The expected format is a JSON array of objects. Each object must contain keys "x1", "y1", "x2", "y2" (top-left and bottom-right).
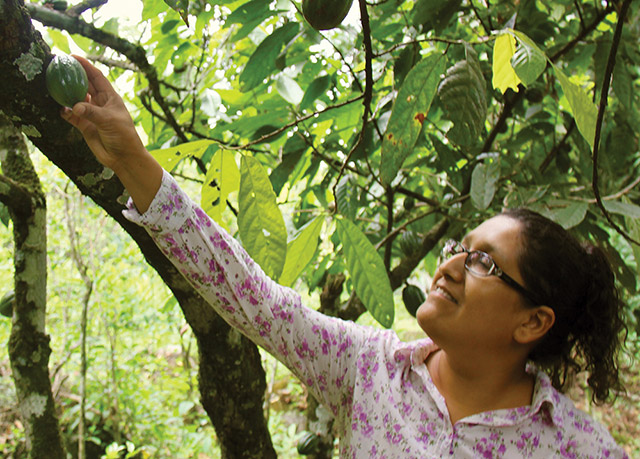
[
  {"x1": 0, "y1": 114, "x2": 66, "y2": 459},
  {"x1": 0, "y1": 1, "x2": 275, "y2": 457}
]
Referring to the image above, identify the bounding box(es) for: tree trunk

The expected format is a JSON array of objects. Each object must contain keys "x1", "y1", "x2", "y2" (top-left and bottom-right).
[
  {"x1": 0, "y1": 1, "x2": 276, "y2": 457},
  {"x1": 0, "y1": 114, "x2": 66, "y2": 458}
]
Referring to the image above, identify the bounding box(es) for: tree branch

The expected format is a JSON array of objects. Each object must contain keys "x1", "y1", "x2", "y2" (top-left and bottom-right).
[
  {"x1": 67, "y1": 0, "x2": 108, "y2": 17},
  {"x1": 591, "y1": 0, "x2": 639, "y2": 246},
  {"x1": 26, "y1": 3, "x2": 189, "y2": 143}
]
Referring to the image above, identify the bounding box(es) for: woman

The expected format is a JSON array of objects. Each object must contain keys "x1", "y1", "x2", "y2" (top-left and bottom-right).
[{"x1": 62, "y1": 56, "x2": 629, "y2": 458}]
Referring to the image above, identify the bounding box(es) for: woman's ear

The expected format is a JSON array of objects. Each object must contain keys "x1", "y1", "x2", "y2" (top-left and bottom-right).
[{"x1": 514, "y1": 306, "x2": 555, "y2": 345}]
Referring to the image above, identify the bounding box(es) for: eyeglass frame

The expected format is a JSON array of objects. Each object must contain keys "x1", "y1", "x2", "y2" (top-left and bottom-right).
[{"x1": 441, "y1": 239, "x2": 541, "y2": 306}]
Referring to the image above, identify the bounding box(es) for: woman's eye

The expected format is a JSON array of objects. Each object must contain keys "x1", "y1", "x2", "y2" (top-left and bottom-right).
[
  {"x1": 469, "y1": 252, "x2": 493, "y2": 272},
  {"x1": 477, "y1": 253, "x2": 494, "y2": 270}
]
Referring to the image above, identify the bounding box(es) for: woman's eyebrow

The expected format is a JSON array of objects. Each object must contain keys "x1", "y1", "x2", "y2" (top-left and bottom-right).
[{"x1": 462, "y1": 235, "x2": 500, "y2": 257}]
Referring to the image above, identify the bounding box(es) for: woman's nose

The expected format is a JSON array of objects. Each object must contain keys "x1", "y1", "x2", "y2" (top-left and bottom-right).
[{"x1": 437, "y1": 252, "x2": 466, "y2": 282}]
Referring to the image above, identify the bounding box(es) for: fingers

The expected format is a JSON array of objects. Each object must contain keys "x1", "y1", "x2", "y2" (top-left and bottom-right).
[
  {"x1": 71, "y1": 54, "x2": 115, "y2": 95},
  {"x1": 71, "y1": 101, "x2": 110, "y2": 127}
]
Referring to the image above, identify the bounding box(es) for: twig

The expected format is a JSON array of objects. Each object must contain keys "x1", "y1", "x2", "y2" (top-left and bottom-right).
[
  {"x1": 591, "y1": 0, "x2": 638, "y2": 246},
  {"x1": 333, "y1": 0, "x2": 375, "y2": 205},
  {"x1": 539, "y1": 121, "x2": 575, "y2": 173},
  {"x1": 67, "y1": 0, "x2": 108, "y2": 17}
]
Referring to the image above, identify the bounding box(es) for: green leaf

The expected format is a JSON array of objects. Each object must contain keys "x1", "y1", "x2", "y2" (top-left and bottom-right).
[
  {"x1": 612, "y1": 56, "x2": 633, "y2": 110},
  {"x1": 624, "y1": 201, "x2": 640, "y2": 270},
  {"x1": 163, "y1": 0, "x2": 189, "y2": 25},
  {"x1": 438, "y1": 44, "x2": 487, "y2": 146},
  {"x1": 201, "y1": 149, "x2": 240, "y2": 228},
  {"x1": 300, "y1": 75, "x2": 331, "y2": 110},
  {"x1": 602, "y1": 200, "x2": 640, "y2": 219},
  {"x1": 470, "y1": 161, "x2": 500, "y2": 210},
  {"x1": 336, "y1": 218, "x2": 394, "y2": 328},
  {"x1": 492, "y1": 33, "x2": 521, "y2": 93},
  {"x1": 46, "y1": 29, "x2": 71, "y2": 54},
  {"x1": 238, "y1": 156, "x2": 287, "y2": 280},
  {"x1": 551, "y1": 64, "x2": 597, "y2": 150},
  {"x1": 275, "y1": 75, "x2": 304, "y2": 105},
  {"x1": 380, "y1": 52, "x2": 446, "y2": 185},
  {"x1": 510, "y1": 37, "x2": 547, "y2": 86},
  {"x1": 239, "y1": 22, "x2": 300, "y2": 92},
  {"x1": 279, "y1": 217, "x2": 324, "y2": 287},
  {"x1": 226, "y1": 0, "x2": 272, "y2": 24},
  {"x1": 269, "y1": 135, "x2": 308, "y2": 196},
  {"x1": 227, "y1": 0, "x2": 280, "y2": 41},
  {"x1": 412, "y1": 0, "x2": 462, "y2": 34},
  {"x1": 0, "y1": 202, "x2": 9, "y2": 227},
  {"x1": 335, "y1": 175, "x2": 359, "y2": 220},
  {"x1": 149, "y1": 139, "x2": 215, "y2": 171},
  {"x1": 548, "y1": 201, "x2": 588, "y2": 229}
]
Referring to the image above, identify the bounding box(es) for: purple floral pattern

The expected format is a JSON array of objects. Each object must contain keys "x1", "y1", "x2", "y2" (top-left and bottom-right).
[{"x1": 124, "y1": 170, "x2": 628, "y2": 459}]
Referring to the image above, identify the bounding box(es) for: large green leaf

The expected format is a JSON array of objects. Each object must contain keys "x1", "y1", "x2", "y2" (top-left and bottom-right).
[
  {"x1": 380, "y1": 52, "x2": 446, "y2": 185},
  {"x1": 238, "y1": 156, "x2": 288, "y2": 280},
  {"x1": 201, "y1": 149, "x2": 240, "y2": 228},
  {"x1": 492, "y1": 33, "x2": 521, "y2": 93},
  {"x1": 279, "y1": 217, "x2": 324, "y2": 287},
  {"x1": 438, "y1": 44, "x2": 487, "y2": 146},
  {"x1": 336, "y1": 218, "x2": 394, "y2": 328},
  {"x1": 470, "y1": 161, "x2": 500, "y2": 210},
  {"x1": 239, "y1": 22, "x2": 300, "y2": 92},
  {"x1": 149, "y1": 139, "x2": 215, "y2": 171},
  {"x1": 551, "y1": 64, "x2": 598, "y2": 150}
]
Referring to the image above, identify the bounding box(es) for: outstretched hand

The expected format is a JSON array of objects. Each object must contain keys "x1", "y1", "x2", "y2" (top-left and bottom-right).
[
  {"x1": 61, "y1": 55, "x2": 146, "y2": 171},
  {"x1": 61, "y1": 55, "x2": 162, "y2": 213}
]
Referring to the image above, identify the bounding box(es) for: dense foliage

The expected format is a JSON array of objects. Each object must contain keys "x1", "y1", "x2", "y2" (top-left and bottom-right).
[{"x1": 1, "y1": 0, "x2": 639, "y2": 456}]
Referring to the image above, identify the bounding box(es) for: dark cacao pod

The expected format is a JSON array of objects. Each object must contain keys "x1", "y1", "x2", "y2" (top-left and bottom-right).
[
  {"x1": 301, "y1": 0, "x2": 354, "y2": 30},
  {"x1": 402, "y1": 284, "x2": 426, "y2": 317},
  {"x1": 0, "y1": 291, "x2": 15, "y2": 318}
]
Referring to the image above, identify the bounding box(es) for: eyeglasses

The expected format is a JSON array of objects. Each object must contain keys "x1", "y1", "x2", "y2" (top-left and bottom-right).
[{"x1": 441, "y1": 239, "x2": 540, "y2": 305}]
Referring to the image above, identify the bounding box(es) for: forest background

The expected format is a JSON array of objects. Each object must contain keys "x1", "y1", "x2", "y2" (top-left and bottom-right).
[{"x1": 0, "y1": 0, "x2": 639, "y2": 457}]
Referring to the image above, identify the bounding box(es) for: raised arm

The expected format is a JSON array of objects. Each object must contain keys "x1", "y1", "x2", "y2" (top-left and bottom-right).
[{"x1": 61, "y1": 55, "x2": 162, "y2": 213}]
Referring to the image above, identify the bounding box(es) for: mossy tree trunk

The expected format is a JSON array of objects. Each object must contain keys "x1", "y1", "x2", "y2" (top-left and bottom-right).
[
  {"x1": 0, "y1": 1, "x2": 276, "y2": 457},
  {"x1": 0, "y1": 114, "x2": 66, "y2": 459}
]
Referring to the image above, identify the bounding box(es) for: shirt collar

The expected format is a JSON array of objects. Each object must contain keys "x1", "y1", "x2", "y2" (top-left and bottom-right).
[{"x1": 393, "y1": 340, "x2": 563, "y2": 428}]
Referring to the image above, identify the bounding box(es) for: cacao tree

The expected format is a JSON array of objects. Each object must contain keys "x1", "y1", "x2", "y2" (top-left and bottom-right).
[{"x1": 1, "y1": 0, "x2": 639, "y2": 456}]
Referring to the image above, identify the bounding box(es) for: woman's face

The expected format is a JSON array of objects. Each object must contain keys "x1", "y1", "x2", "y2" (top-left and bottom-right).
[{"x1": 417, "y1": 215, "x2": 532, "y2": 352}]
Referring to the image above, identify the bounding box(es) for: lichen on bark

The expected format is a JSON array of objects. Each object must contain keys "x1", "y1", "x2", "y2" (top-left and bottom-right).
[{"x1": 14, "y1": 42, "x2": 43, "y2": 81}]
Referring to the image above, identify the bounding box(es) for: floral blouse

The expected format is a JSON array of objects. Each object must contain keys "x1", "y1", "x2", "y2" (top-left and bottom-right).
[{"x1": 124, "y1": 169, "x2": 627, "y2": 459}]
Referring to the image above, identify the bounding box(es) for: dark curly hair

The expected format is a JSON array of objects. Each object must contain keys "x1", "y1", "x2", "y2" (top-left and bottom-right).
[{"x1": 501, "y1": 208, "x2": 628, "y2": 404}]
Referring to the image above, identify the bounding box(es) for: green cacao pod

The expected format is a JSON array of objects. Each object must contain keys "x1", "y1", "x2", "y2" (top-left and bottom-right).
[
  {"x1": 301, "y1": 0, "x2": 354, "y2": 30},
  {"x1": 402, "y1": 284, "x2": 426, "y2": 317},
  {"x1": 46, "y1": 54, "x2": 89, "y2": 108},
  {"x1": 399, "y1": 230, "x2": 422, "y2": 257},
  {"x1": 0, "y1": 291, "x2": 15, "y2": 318},
  {"x1": 296, "y1": 431, "x2": 321, "y2": 455},
  {"x1": 403, "y1": 196, "x2": 415, "y2": 211}
]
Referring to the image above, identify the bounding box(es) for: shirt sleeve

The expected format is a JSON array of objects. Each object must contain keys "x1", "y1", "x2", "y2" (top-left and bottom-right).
[{"x1": 123, "y1": 169, "x2": 375, "y2": 416}]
